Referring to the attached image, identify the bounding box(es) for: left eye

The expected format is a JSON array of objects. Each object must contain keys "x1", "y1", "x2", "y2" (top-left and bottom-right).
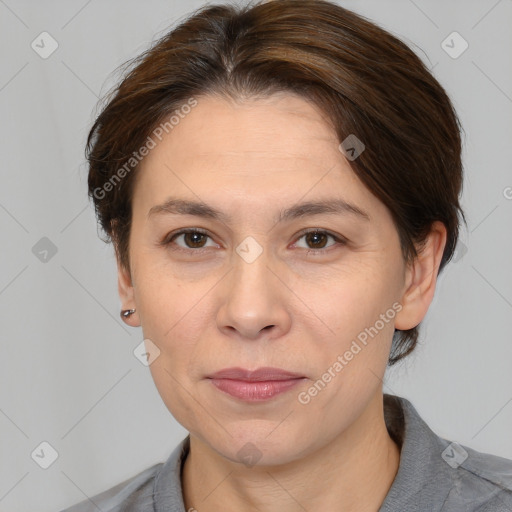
[{"x1": 294, "y1": 230, "x2": 345, "y2": 252}]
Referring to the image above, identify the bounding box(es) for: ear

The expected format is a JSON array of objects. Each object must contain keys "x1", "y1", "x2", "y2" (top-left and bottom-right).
[
  {"x1": 394, "y1": 221, "x2": 447, "y2": 331},
  {"x1": 117, "y1": 259, "x2": 140, "y2": 327}
]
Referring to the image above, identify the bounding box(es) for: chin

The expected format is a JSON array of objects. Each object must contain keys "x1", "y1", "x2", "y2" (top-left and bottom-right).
[{"x1": 203, "y1": 427, "x2": 309, "y2": 468}]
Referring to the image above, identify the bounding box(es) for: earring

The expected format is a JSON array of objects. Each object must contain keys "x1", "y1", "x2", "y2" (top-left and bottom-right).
[{"x1": 121, "y1": 308, "x2": 136, "y2": 319}]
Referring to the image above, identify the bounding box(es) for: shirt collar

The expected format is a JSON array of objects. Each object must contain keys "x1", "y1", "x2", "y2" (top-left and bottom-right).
[
  {"x1": 153, "y1": 433, "x2": 189, "y2": 511},
  {"x1": 379, "y1": 394, "x2": 454, "y2": 511}
]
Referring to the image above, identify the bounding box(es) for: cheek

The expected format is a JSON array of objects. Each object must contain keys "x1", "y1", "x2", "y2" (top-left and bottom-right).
[
  {"x1": 300, "y1": 263, "x2": 400, "y2": 376},
  {"x1": 147, "y1": 355, "x2": 203, "y2": 432},
  {"x1": 299, "y1": 263, "x2": 393, "y2": 329},
  {"x1": 133, "y1": 258, "x2": 208, "y2": 339},
  {"x1": 133, "y1": 273, "x2": 204, "y2": 393}
]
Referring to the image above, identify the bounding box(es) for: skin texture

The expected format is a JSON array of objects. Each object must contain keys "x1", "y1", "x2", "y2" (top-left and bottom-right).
[{"x1": 118, "y1": 93, "x2": 447, "y2": 512}]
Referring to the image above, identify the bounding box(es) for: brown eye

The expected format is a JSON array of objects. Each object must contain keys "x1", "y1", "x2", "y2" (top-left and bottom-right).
[
  {"x1": 180, "y1": 231, "x2": 208, "y2": 248},
  {"x1": 162, "y1": 229, "x2": 216, "y2": 251},
  {"x1": 294, "y1": 229, "x2": 347, "y2": 254},
  {"x1": 304, "y1": 231, "x2": 329, "y2": 249}
]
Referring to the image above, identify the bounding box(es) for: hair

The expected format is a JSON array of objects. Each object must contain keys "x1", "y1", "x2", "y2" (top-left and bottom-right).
[{"x1": 86, "y1": 0, "x2": 466, "y2": 365}]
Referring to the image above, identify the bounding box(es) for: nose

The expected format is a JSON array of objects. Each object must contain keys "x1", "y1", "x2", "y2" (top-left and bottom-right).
[{"x1": 216, "y1": 245, "x2": 292, "y2": 341}]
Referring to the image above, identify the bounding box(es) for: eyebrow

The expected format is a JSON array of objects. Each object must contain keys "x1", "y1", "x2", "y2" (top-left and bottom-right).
[{"x1": 147, "y1": 197, "x2": 370, "y2": 223}]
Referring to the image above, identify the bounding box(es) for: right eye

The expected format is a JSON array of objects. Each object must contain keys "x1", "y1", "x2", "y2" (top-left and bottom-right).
[{"x1": 160, "y1": 228, "x2": 219, "y2": 252}]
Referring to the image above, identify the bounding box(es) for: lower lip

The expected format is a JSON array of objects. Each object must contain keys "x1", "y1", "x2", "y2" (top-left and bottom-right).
[{"x1": 209, "y1": 378, "x2": 305, "y2": 401}]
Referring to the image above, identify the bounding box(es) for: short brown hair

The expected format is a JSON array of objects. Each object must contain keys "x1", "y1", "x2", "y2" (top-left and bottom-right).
[{"x1": 86, "y1": 0, "x2": 466, "y2": 365}]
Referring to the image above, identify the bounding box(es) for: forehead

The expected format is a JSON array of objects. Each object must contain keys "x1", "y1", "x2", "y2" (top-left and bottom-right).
[
  {"x1": 144, "y1": 93, "x2": 339, "y2": 169},
  {"x1": 132, "y1": 93, "x2": 385, "y2": 222}
]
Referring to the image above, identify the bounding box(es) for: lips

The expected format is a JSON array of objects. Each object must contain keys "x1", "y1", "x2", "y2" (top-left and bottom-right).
[
  {"x1": 207, "y1": 367, "x2": 306, "y2": 401},
  {"x1": 207, "y1": 366, "x2": 305, "y2": 381}
]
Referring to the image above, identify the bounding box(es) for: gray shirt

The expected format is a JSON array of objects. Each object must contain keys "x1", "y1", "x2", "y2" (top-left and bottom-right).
[{"x1": 59, "y1": 394, "x2": 512, "y2": 511}]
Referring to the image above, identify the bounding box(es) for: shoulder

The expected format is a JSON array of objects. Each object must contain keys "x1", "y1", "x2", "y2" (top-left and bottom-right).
[
  {"x1": 58, "y1": 463, "x2": 162, "y2": 512},
  {"x1": 382, "y1": 394, "x2": 512, "y2": 511},
  {"x1": 59, "y1": 435, "x2": 190, "y2": 512},
  {"x1": 448, "y1": 442, "x2": 512, "y2": 511}
]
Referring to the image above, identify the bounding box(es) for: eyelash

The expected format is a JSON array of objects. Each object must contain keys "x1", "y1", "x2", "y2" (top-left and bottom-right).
[{"x1": 159, "y1": 228, "x2": 347, "y2": 255}]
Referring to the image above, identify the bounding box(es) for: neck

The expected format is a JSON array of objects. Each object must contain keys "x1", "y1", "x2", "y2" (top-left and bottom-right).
[{"x1": 182, "y1": 392, "x2": 400, "y2": 512}]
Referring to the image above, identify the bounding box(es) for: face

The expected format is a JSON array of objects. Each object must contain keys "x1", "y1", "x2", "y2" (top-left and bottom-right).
[{"x1": 119, "y1": 93, "x2": 425, "y2": 466}]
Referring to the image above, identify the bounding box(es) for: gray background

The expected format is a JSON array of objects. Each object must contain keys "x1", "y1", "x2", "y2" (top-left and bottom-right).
[{"x1": 0, "y1": 0, "x2": 511, "y2": 510}]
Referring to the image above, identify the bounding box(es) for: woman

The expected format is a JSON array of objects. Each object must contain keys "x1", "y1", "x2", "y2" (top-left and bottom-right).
[{"x1": 61, "y1": 0, "x2": 512, "y2": 510}]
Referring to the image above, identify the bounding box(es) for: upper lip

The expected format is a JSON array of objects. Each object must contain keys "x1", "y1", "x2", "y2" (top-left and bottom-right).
[{"x1": 207, "y1": 367, "x2": 305, "y2": 381}]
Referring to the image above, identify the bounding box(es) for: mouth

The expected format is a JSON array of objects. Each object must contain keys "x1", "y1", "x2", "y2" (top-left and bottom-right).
[{"x1": 206, "y1": 367, "x2": 307, "y2": 402}]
